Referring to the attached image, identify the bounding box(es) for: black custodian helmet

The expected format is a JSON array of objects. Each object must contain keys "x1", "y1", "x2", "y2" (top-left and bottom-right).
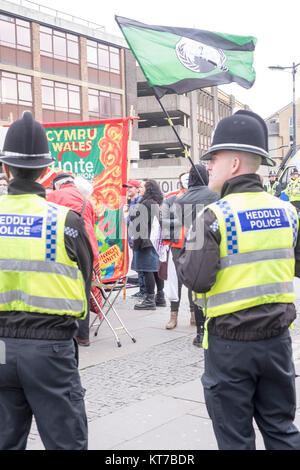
[{"x1": 0, "y1": 111, "x2": 54, "y2": 168}]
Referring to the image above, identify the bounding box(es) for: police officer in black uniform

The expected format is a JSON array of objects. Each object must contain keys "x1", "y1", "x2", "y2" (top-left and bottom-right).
[{"x1": 0, "y1": 112, "x2": 93, "y2": 450}]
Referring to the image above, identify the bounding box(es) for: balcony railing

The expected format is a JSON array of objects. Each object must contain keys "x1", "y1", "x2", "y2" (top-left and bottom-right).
[
  {"x1": 137, "y1": 94, "x2": 190, "y2": 116},
  {"x1": 137, "y1": 125, "x2": 191, "y2": 147},
  {"x1": 8, "y1": 0, "x2": 105, "y2": 30}
]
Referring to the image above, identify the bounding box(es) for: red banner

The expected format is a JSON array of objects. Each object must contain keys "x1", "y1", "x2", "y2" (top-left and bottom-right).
[{"x1": 40, "y1": 118, "x2": 130, "y2": 282}]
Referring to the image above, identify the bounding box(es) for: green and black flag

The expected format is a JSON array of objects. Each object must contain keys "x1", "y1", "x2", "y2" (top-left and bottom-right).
[{"x1": 115, "y1": 16, "x2": 257, "y2": 98}]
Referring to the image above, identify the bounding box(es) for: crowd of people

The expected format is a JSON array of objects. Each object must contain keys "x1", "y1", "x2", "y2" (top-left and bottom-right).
[{"x1": 0, "y1": 109, "x2": 300, "y2": 450}]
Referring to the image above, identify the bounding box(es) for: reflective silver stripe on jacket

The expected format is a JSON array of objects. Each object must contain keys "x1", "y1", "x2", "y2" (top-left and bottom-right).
[
  {"x1": 0, "y1": 290, "x2": 84, "y2": 313},
  {"x1": 0, "y1": 259, "x2": 78, "y2": 280},
  {"x1": 220, "y1": 248, "x2": 294, "y2": 270},
  {"x1": 206, "y1": 282, "x2": 294, "y2": 309}
]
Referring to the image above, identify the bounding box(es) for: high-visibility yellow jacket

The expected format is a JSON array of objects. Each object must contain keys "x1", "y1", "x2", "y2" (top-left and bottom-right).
[
  {"x1": 194, "y1": 192, "x2": 298, "y2": 318},
  {"x1": 286, "y1": 177, "x2": 300, "y2": 202},
  {"x1": 265, "y1": 180, "x2": 280, "y2": 196},
  {"x1": 0, "y1": 194, "x2": 87, "y2": 318}
]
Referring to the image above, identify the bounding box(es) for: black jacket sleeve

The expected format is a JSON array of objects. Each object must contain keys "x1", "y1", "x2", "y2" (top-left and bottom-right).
[
  {"x1": 275, "y1": 182, "x2": 282, "y2": 198},
  {"x1": 64, "y1": 210, "x2": 94, "y2": 303},
  {"x1": 176, "y1": 208, "x2": 221, "y2": 292}
]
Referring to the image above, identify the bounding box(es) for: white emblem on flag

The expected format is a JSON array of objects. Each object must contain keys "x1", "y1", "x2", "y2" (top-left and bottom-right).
[{"x1": 175, "y1": 37, "x2": 228, "y2": 73}]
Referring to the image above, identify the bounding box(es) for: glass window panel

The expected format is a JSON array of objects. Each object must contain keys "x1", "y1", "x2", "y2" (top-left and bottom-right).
[
  {"x1": 16, "y1": 19, "x2": 29, "y2": 27},
  {"x1": 56, "y1": 82, "x2": 67, "y2": 89},
  {"x1": 111, "y1": 94, "x2": 121, "y2": 116},
  {"x1": 2, "y1": 76, "x2": 17, "y2": 102},
  {"x1": 69, "y1": 90, "x2": 80, "y2": 110},
  {"x1": 18, "y1": 81, "x2": 32, "y2": 102},
  {"x1": 88, "y1": 93, "x2": 99, "y2": 113},
  {"x1": 67, "y1": 40, "x2": 79, "y2": 60},
  {"x1": 98, "y1": 47, "x2": 109, "y2": 70},
  {"x1": 17, "y1": 26, "x2": 30, "y2": 48},
  {"x1": 42, "y1": 79, "x2": 53, "y2": 87},
  {"x1": 100, "y1": 92, "x2": 110, "y2": 117},
  {"x1": 0, "y1": 20, "x2": 16, "y2": 45},
  {"x1": 87, "y1": 45, "x2": 97, "y2": 64},
  {"x1": 18, "y1": 74, "x2": 31, "y2": 82},
  {"x1": 40, "y1": 25, "x2": 51, "y2": 33},
  {"x1": 55, "y1": 87, "x2": 68, "y2": 110},
  {"x1": 42, "y1": 84, "x2": 54, "y2": 106},
  {"x1": 89, "y1": 88, "x2": 98, "y2": 96},
  {"x1": 99, "y1": 44, "x2": 108, "y2": 51},
  {"x1": 67, "y1": 33, "x2": 77, "y2": 41},
  {"x1": 40, "y1": 32, "x2": 52, "y2": 52},
  {"x1": 68, "y1": 84, "x2": 79, "y2": 92},
  {"x1": 53, "y1": 35, "x2": 66, "y2": 59},
  {"x1": 110, "y1": 51, "x2": 120, "y2": 71},
  {"x1": 0, "y1": 14, "x2": 14, "y2": 22},
  {"x1": 69, "y1": 108, "x2": 80, "y2": 115},
  {"x1": 109, "y1": 46, "x2": 119, "y2": 54},
  {"x1": 54, "y1": 30, "x2": 65, "y2": 38},
  {"x1": 87, "y1": 39, "x2": 96, "y2": 47},
  {"x1": 40, "y1": 51, "x2": 52, "y2": 59},
  {"x1": 3, "y1": 72, "x2": 15, "y2": 79}
]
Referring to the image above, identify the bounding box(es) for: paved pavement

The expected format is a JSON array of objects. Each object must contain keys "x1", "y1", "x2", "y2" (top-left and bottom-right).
[{"x1": 27, "y1": 277, "x2": 300, "y2": 451}]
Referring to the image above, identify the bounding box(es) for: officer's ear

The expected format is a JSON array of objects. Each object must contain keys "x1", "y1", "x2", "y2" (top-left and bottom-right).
[{"x1": 232, "y1": 155, "x2": 241, "y2": 175}]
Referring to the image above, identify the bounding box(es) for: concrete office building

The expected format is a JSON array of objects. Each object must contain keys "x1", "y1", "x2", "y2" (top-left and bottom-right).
[
  {"x1": 265, "y1": 100, "x2": 300, "y2": 166},
  {"x1": 0, "y1": 0, "x2": 135, "y2": 125},
  {"x1": 0, "y1": 0, "x2": 249, "y2": 191}
]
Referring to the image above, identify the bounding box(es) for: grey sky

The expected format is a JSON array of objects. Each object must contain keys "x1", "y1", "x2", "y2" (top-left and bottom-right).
[{"x1": 22, "y1": 0, "x2": 300, "y2": 118}]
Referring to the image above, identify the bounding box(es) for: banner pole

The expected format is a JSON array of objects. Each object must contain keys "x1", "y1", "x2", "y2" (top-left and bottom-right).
[
  {"x1": 123, "y1": 106, "x2": 134, "y2": 299},
  {"x1": 153, "y1": 91, "x2": 205, "y2": 186}
]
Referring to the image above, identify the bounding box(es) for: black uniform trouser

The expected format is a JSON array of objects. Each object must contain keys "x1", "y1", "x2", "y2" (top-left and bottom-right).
[
  {"x1": 201, "y1": 330, "x2": 300, "y2": 450},
  {"x1": 78, "y1": 311, "x2": 90, "y2": 341},
  {"x1": 0, "y1": 338, "x2": 88, "y2": 450}
]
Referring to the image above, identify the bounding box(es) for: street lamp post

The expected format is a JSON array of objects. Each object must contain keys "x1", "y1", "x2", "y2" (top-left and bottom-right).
[{"x1": 269, "y1": 62, "x2": 300, "y2": 156}]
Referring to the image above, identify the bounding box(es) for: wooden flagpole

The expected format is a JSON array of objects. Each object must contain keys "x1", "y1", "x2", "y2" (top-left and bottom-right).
[{"x1": 123, "y1": 105, "x2": 134, "y2": 299}]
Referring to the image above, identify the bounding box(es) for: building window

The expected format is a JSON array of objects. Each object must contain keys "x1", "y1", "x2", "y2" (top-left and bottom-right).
[
  {"x1": 42, "y1": 79, "x2": 81, "y2": 122},
  {"x1": 40, "y1": 26, "x2": 80, "y2": 79},
  {"x1": 88, "y1": 88, "x2": 122, "y2": 119},
  {"x1": 0, "y1": 71, "x2": 33, "y2": 121},
  {"x1": 87, "y1": 40, "x2": 121, "y2": 88},
  {"x1": 198, "y1": 91, "x2": 214, "y2": 125},
  {"x1": 0, "y1": 15, "x2": 32, "y2": 68},
  {"x1": 218, "y1": 101, "x2": 231, "y2": 120}
]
